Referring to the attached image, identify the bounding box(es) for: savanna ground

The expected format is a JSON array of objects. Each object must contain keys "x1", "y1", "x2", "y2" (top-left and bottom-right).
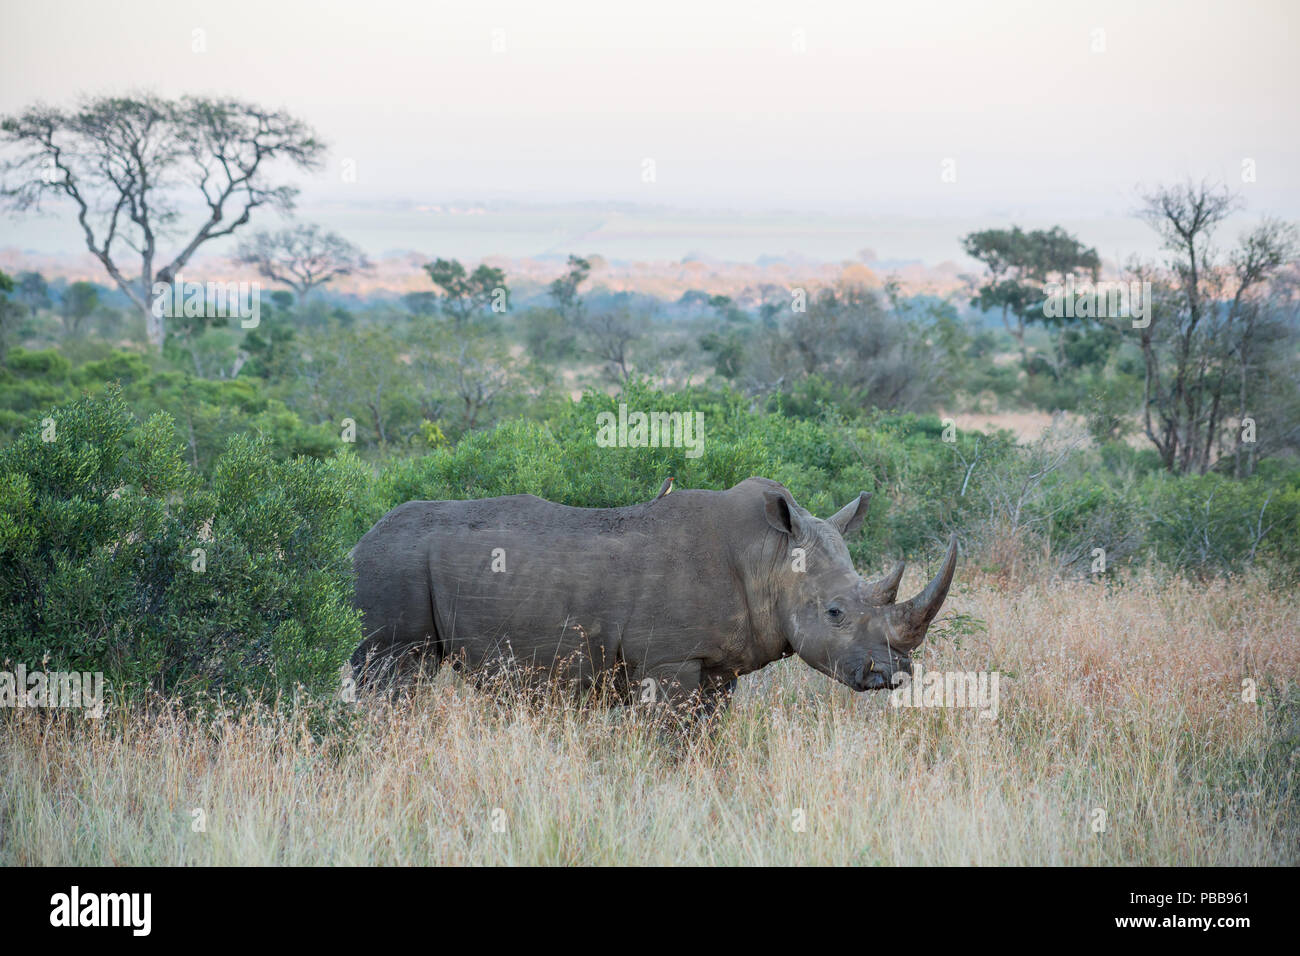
[{"x1": 4, "y1": 570, "x2": 1296, "y2": 866}]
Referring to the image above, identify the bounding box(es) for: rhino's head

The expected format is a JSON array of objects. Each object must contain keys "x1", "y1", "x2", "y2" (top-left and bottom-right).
[{"x1": 762, "y1": 487, "x2": 957, "y2": 691}]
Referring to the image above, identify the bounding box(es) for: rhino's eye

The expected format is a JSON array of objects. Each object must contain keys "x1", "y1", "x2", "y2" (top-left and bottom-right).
[{"x1": 826, "y1": 606, "x2": 844, "y2": 622}]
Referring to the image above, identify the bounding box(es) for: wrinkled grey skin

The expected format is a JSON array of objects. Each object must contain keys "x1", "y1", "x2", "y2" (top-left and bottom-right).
[{"x1": 350, "y1": 476, "x2": 957, "y2": 708}]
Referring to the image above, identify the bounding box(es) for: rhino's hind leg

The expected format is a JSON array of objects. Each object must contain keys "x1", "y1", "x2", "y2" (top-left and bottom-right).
[
  {"x1": 350, "y1": 573, "x2": 443, "y2": 694},
  {"x1": 351, "y1": 634, "x2": 441, "y2": 693},
  {"x1": 351, "y1": 542, "x2": 444, "y2": 694}
]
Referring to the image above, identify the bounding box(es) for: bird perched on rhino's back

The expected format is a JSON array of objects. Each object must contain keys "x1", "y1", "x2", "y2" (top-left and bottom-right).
[
  {"x1": 350, "y1": 476, "x2": 957, "y2": 708},
  {"x1": 654, "y1": 476, "x2": 674, "y2": 500}
]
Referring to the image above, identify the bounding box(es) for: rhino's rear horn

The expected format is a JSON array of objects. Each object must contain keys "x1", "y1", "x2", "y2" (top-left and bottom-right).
[
  {"x1": 862, "y1": 560, "x2": 905, "y2": 605},
  {"x1": 888, "y1": 534, "x2": 958, "y2": 650}
]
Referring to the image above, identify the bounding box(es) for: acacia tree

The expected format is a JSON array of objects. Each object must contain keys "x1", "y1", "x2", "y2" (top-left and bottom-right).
[
  {"x1": 745, "y1": 279, "x2": 949, "y2": 411},
  {"x1": 1134, "y1": 180, "x2": 1298, "y2": 475},
  {"x1": 234, "y1": 223, "x2": 370, "y2": 301},
  {"x1": 16, "y1": 271, "x2": 50, "y2": 311},
  {"x1": 578, "y1": 307, "x2": 645, "y2": 384},
  {"x1": 1232, "y1": 261, "x2": 1300, "y2": 476},
  {"x1": 423, "y1": 258, "x2": 508, "y2": 327},
  {"x1": 0, "y1": 270, "x2": 18, "y2": 358},
  {"x1": 1025, "y1": 226, "x2": 1101, "y2": 376},
  {"x1": 963, "y1": 226, "x2": 1038, "y2": 370},
  {"x1": 60, "y1": 280, "x2": 100, "y2": 336},
  {"x1": 963, "y1": 225, "x2": 1098, "y2": 375},
  {"x1": 444, "y1": 335, "x2": 516, "y2": 431},
  {"x1": 1226, "y1": 225, "x2": 1300, "y2": 476},
  {"x1": 0, "y1": 94, "x2": 325, "y2": 348},
  {"x1": 296, "y1": 327, "x2": 409, "y2": 449},
  {"x1": 549, "y1": 254, "x2": 591, "y2": 321}
]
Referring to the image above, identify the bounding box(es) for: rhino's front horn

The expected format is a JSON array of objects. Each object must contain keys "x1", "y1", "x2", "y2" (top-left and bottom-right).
[
  {"x1": 862, "y1": 560, "x2": 905, "y2": 605},
  {"x1": 886, "y1": 534, "x2": 958, "y2": 650}
]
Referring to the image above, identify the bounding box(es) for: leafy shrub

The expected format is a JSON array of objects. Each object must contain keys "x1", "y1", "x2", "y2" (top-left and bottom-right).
[
  {"x1": 0, "y1": 346, "x2": 337, "y2": 469},
  {"x1": 0, "y1": 387, "x2": 365, "y2": 704},
  {"x1": 1143, "y1": 471, "x2": 1300, "y2": 578}
]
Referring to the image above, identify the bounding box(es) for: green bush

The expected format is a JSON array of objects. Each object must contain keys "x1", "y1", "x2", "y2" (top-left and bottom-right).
[
  {"x1": 0, "y1": 387, "x2": 366, "y2": 704},
  {"x1": 1143, "y1": 471, "x2": 1300, "y2": 577},
  {"x1": 0, "y1": 346, "x2": 338, "y2": 469}
]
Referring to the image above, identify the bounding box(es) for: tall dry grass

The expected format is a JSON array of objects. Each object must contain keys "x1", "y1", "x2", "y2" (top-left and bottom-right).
[{"x1": 2, "y1": 571, "x2": 1296, "y2": 865}]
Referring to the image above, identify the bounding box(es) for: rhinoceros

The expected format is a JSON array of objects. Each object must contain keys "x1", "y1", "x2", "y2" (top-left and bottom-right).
[{"x1": 350, "y1": 476, "x2": 957, "y2": 708}]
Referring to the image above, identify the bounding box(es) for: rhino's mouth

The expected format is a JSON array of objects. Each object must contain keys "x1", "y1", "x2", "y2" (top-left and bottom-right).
[
  {"x1": 797, "y1": 643, "x2": 911, "y2": 692},
  {"x1": 856, "y1": 669, "x2": 891, "y2": 691},
  {"x1": 849, "y1": 658, "x2": 910, "y2": 692}
]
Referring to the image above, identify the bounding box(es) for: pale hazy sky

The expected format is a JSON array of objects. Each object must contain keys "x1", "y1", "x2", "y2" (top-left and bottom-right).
[{"x1": 2, "y1": 0, "x2": 1297, "y2": 261}]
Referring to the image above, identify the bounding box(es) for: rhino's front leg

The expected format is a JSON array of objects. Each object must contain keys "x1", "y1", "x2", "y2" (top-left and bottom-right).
[
  {"x1": 637, "y1": 659, "x2": 702, "y2": 711},
  {"x1": 698, "y1": 675, "x2": 739, "y2": 720}
]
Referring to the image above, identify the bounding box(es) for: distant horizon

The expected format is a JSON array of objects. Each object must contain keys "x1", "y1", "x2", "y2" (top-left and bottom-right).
[{"x1": 0, "y1": 194, "x2": 1279, "y2": 278}]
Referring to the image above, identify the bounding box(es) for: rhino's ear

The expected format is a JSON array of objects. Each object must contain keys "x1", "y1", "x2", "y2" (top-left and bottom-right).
[
  {"x1": 764, "y1": 490, "x2": 806, "y2": 540},
  {"x1": 827, "y1": 492, "x2": 872, "y2": 538}
]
